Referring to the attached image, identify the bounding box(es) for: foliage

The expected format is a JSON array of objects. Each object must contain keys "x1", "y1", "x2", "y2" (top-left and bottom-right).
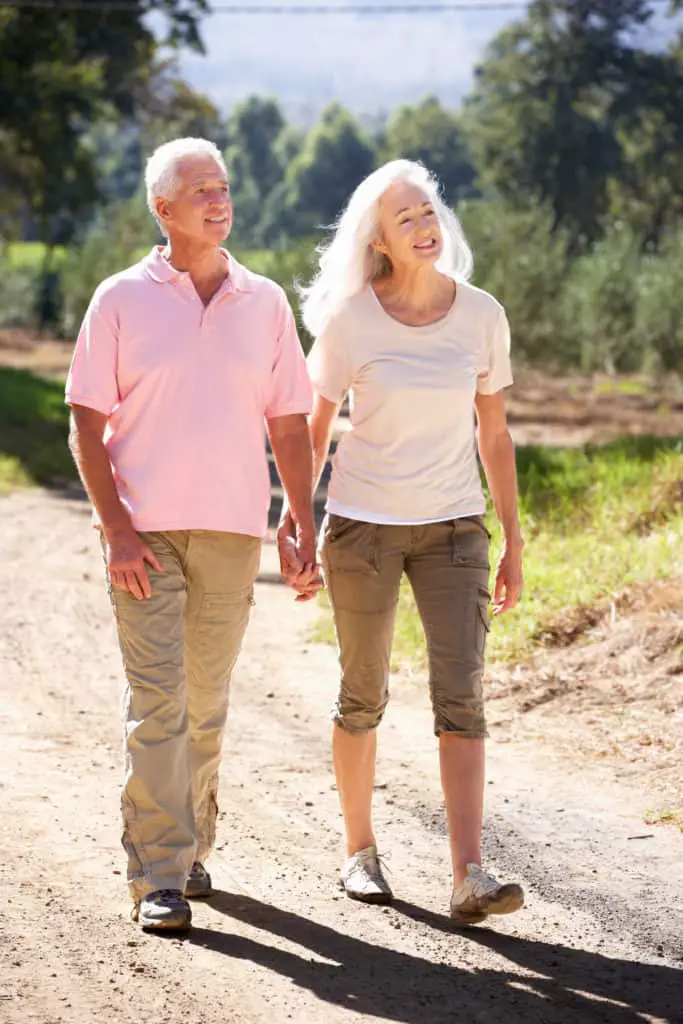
[
  {"x1": 634, "y1": 230, "x2": 683, "y2": 371},
  {"x1": 462, "y1": 0, "x2": 683, "y2": 246},
  {"x1": 58, "y1": 195, "x2": 159, "y2": 339},
  {"x1": 460, "y1": 200, "x2": 575, "y2": 365},
  {"x1": 283, "y1": 104, "x2": 376, "y2": 235},
  {"x1": 0, "y1": 2, "x2": 208, "y2": 246},
  {"x1": 381, "y1": 95, "x2": 477, "y2": 205}
]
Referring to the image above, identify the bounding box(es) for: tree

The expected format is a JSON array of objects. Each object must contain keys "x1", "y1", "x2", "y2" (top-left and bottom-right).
[
  {"x1": 284, "y1": 104, "x2": 376, "y2": 235},
  {"x1": 226, "y1": 97, "x2": 286, "y2": 199},
  {"x1": 461, "y1": 0, "x2": 683, "y2": 245},
  {"x1": 223, "y1": 96, "x2": 289, "y2": 245},
  {"x1": 0, "y1": 2, "x2": 208, "y2": 249},
  {"x1": 382, "y1": 96, "x2": 477, "y2": 205}
]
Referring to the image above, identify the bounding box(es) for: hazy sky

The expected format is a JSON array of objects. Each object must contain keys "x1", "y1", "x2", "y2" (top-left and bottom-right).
[
  {"x1": 164, "y1": 1, "x2": 677, "y2": 122},
  {"x1": 172, "y1": 1, "x2": 520, "y2": 121}
]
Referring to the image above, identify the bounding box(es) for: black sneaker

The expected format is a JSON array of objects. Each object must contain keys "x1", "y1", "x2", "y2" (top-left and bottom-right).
[
  {"x1": 184, "y1": 861, "x2": 213, "y2": 899},
  {"x1": 132, "y1": 889, "x2": 192, "y2": 931}
]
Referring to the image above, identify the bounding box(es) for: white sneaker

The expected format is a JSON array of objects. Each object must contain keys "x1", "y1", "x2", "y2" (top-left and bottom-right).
[
  {"x1": 340, "y1": 846, "x2": 393, "y2": 904},
  {"x1": 450, "y1": 863, "x2": 524, "y2": 926}
]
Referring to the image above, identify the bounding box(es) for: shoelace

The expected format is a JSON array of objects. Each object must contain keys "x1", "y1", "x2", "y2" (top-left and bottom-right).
[
  {"x1": 468, "y1": 868, "x2": 500, "y2": 896},
  {"x1": 353, "y1": 849, "x2": 392, "y2": 878}
]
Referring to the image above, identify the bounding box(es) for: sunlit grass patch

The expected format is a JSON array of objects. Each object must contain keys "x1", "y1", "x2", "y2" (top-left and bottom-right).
[{"x1": 0, "y1": 367, "x2": 75, "y2": 488}]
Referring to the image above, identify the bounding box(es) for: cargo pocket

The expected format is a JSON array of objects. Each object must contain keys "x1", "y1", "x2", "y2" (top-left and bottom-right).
[
  {"x1": 324, "y1": 516, "x2": 379, "y2": 575},
  {"x1": 451, "y1": 518, "x2": 491, "y2": 570}
]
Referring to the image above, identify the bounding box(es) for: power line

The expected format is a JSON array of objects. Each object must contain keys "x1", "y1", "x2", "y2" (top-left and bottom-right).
[
  {"x1": 0, "y1": 1, "x2": 562, "y2": 11},
  {"x1": 0, "y1": 0, "x2": 674, "y2": 10}
]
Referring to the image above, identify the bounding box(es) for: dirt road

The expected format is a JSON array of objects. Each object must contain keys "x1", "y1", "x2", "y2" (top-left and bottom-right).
[{"x1": 1, "y1": 489, "x2": 681, "y2": 1024}]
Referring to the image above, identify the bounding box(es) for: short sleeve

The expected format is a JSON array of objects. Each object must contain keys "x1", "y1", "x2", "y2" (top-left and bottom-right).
[
  {"x1": 306, "y1": 315, "x2": 351, "y2": 405},
  {"x1": 65, "y1": 288, "x2": 120, "y2": 416},
  {"x1": 265, "y1": 292, "x2": 313, "y2": 419},
  {"x1": 477, "y1": 307, "x2": 513, "y2": 395}
]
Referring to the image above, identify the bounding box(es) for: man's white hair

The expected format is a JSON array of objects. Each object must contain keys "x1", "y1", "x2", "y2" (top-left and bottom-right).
[
  {"x1": 144, "y1": 137, "x2": 227, "y2": 234},
  {"x1": 300, "y1": 159, "x2": 473, "y2": 337}
]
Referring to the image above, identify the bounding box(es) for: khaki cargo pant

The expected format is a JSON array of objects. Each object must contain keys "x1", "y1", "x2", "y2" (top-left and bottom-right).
[
  {"x1": 321, "y1": 514, "x2": 491, "y2": 738},
  {"x1": 103, "y1": 530, "x2": 261, "y2": 902}
]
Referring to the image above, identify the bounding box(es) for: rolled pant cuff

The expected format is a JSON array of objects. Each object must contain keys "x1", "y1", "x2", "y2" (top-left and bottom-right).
[
  {"x1": 434, "y1": 724, "x2": 488, "y2": 739},
  {"x1": 331, "y1": 712, "x2": 382, "y2": 733}
]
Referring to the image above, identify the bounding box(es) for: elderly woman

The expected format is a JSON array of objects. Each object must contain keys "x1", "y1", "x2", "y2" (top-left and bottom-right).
[{"x1": 281, "y1": 159, "x2": 525, "y2": 925}]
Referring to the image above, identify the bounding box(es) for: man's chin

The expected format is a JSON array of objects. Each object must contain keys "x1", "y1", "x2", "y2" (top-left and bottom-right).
[{"x1": 204, "y1": 221, "x2": 231, "y2": 242}]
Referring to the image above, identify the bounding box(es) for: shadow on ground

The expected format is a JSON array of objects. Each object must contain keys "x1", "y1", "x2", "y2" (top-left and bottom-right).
[{"x1": 187, "y1": 890, "x2": 680, "y2": 1024}]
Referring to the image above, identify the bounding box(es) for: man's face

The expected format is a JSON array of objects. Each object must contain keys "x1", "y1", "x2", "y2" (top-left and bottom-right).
[{"x1": 156, "y1": 154, "x2": 233, "y2": 245}]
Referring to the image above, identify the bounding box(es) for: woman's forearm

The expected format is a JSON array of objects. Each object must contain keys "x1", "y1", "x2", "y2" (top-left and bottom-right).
[{"x1": 478, "y1": 429, "x2": 523, "y2": 548}]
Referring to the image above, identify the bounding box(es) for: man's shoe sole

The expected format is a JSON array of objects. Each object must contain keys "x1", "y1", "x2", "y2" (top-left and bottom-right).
[
  {"x1": 139, "y1": 913, "x2": 192, "y2": 932},
  {"x1": 184, "y1": 884, "x2": 213, "y2": 899},
  {"x1": 131, "y1": 905, "x2": 192, "y2": 932}
]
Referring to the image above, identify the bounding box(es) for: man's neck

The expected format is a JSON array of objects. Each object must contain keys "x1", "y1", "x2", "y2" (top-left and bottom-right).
[{"x1": 162, "y1": 238, "x2": 229, "y2": 292}]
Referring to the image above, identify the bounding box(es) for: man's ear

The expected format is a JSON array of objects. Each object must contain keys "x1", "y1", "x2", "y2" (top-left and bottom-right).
[{"x1": 155, "y1": 196, "x2": 172, "y2": 228}]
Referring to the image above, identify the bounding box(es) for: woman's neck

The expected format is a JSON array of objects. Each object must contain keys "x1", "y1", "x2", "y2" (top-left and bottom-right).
[{"x1": 373, "y1": 266, "x2": 455, "y2": 320}]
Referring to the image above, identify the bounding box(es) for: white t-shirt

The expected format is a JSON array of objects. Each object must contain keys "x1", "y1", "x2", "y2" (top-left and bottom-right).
[{"x1": 307, "y1": 281, "x2": 513, "y2": 525}]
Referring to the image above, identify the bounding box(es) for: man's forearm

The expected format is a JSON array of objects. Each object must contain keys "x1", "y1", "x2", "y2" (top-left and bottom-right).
[
  {"x1": 270, "y1": 423, "x2": 315, "y2": 536},
  {"x1": 478, "y1": 429, "x2": 523, "y2": 546},
  {"x1": 68, "y1": 423, "x2": 131, "y2": 539}
]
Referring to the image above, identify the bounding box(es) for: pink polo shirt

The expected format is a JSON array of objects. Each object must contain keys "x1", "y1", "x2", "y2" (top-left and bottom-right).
[{"x1": 65, "y1": 247, "x2": 313, "y2": 536}]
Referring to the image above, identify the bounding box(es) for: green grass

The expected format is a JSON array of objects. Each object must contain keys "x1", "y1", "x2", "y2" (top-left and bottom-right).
[
  {"x1": 314, "y1": 437, "x2": 683, "y2": 664},
  {"x1": 0, "y1": 367, "x2": 75, "y2": 492},
  {"x1": 5, "y1": 242, "x2": 67, "y2": 271},
  {"x1": 594, "y1": 378, "x2": 649, "y2": 396}
]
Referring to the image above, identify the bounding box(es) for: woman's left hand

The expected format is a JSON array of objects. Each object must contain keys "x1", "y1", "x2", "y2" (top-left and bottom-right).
[{"x1": 492, "y1": 542, "x2": 524, "y2": 615}]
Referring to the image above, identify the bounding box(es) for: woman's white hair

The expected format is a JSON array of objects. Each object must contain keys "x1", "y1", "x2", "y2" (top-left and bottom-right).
[
  {"x1": 300, "y1": 159, "x2": 473, "y2": 336},
  {"x1": 144, "y1": 137, "x2": 227, "y2": 234}
]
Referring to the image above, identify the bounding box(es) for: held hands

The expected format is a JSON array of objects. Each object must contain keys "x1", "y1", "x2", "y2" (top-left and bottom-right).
[
  {"x1": 276, "y1": 510, "x2": 324, "y2": 602},
  {"x1": 105, "y1": 526, "x2": 163, "y2": 601},
  {"x1": 492, "y1": 538, "x2": 524, "y2": 616}
]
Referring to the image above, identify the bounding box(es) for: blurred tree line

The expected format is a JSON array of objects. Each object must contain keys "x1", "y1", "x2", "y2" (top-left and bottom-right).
[{"x1": 1, "y1": 0, "x2": 683, "y2": 371}]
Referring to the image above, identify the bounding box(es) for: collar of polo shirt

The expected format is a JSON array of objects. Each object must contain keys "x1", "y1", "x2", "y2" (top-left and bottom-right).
[{"x1": 141, "y1": 245, "x2": 255, "y2": 294}]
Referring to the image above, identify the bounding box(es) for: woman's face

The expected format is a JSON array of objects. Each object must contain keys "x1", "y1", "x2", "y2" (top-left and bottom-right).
[{"x1": 375, "y1": 181, "x2": 443, "y2": 270}]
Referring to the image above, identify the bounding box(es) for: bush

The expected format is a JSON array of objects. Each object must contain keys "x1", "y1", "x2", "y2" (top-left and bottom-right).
[
  {"x1": 564, "y1": 223, "x2": 643, "y2": 372},
  {"x1": 459, "y1": 200, "x2": 575, "y2": 366},
  {"x1": 635, "y1": 231, "x2": 683, "y2": 373},
  {"x1": 58, "y1": 194, "x2": 157, "y2": 338}
]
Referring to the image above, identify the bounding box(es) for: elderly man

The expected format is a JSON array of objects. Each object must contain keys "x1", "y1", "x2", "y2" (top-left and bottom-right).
[{"x1": 66, "y1": 137, "x2": 316, "y2": 932}]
